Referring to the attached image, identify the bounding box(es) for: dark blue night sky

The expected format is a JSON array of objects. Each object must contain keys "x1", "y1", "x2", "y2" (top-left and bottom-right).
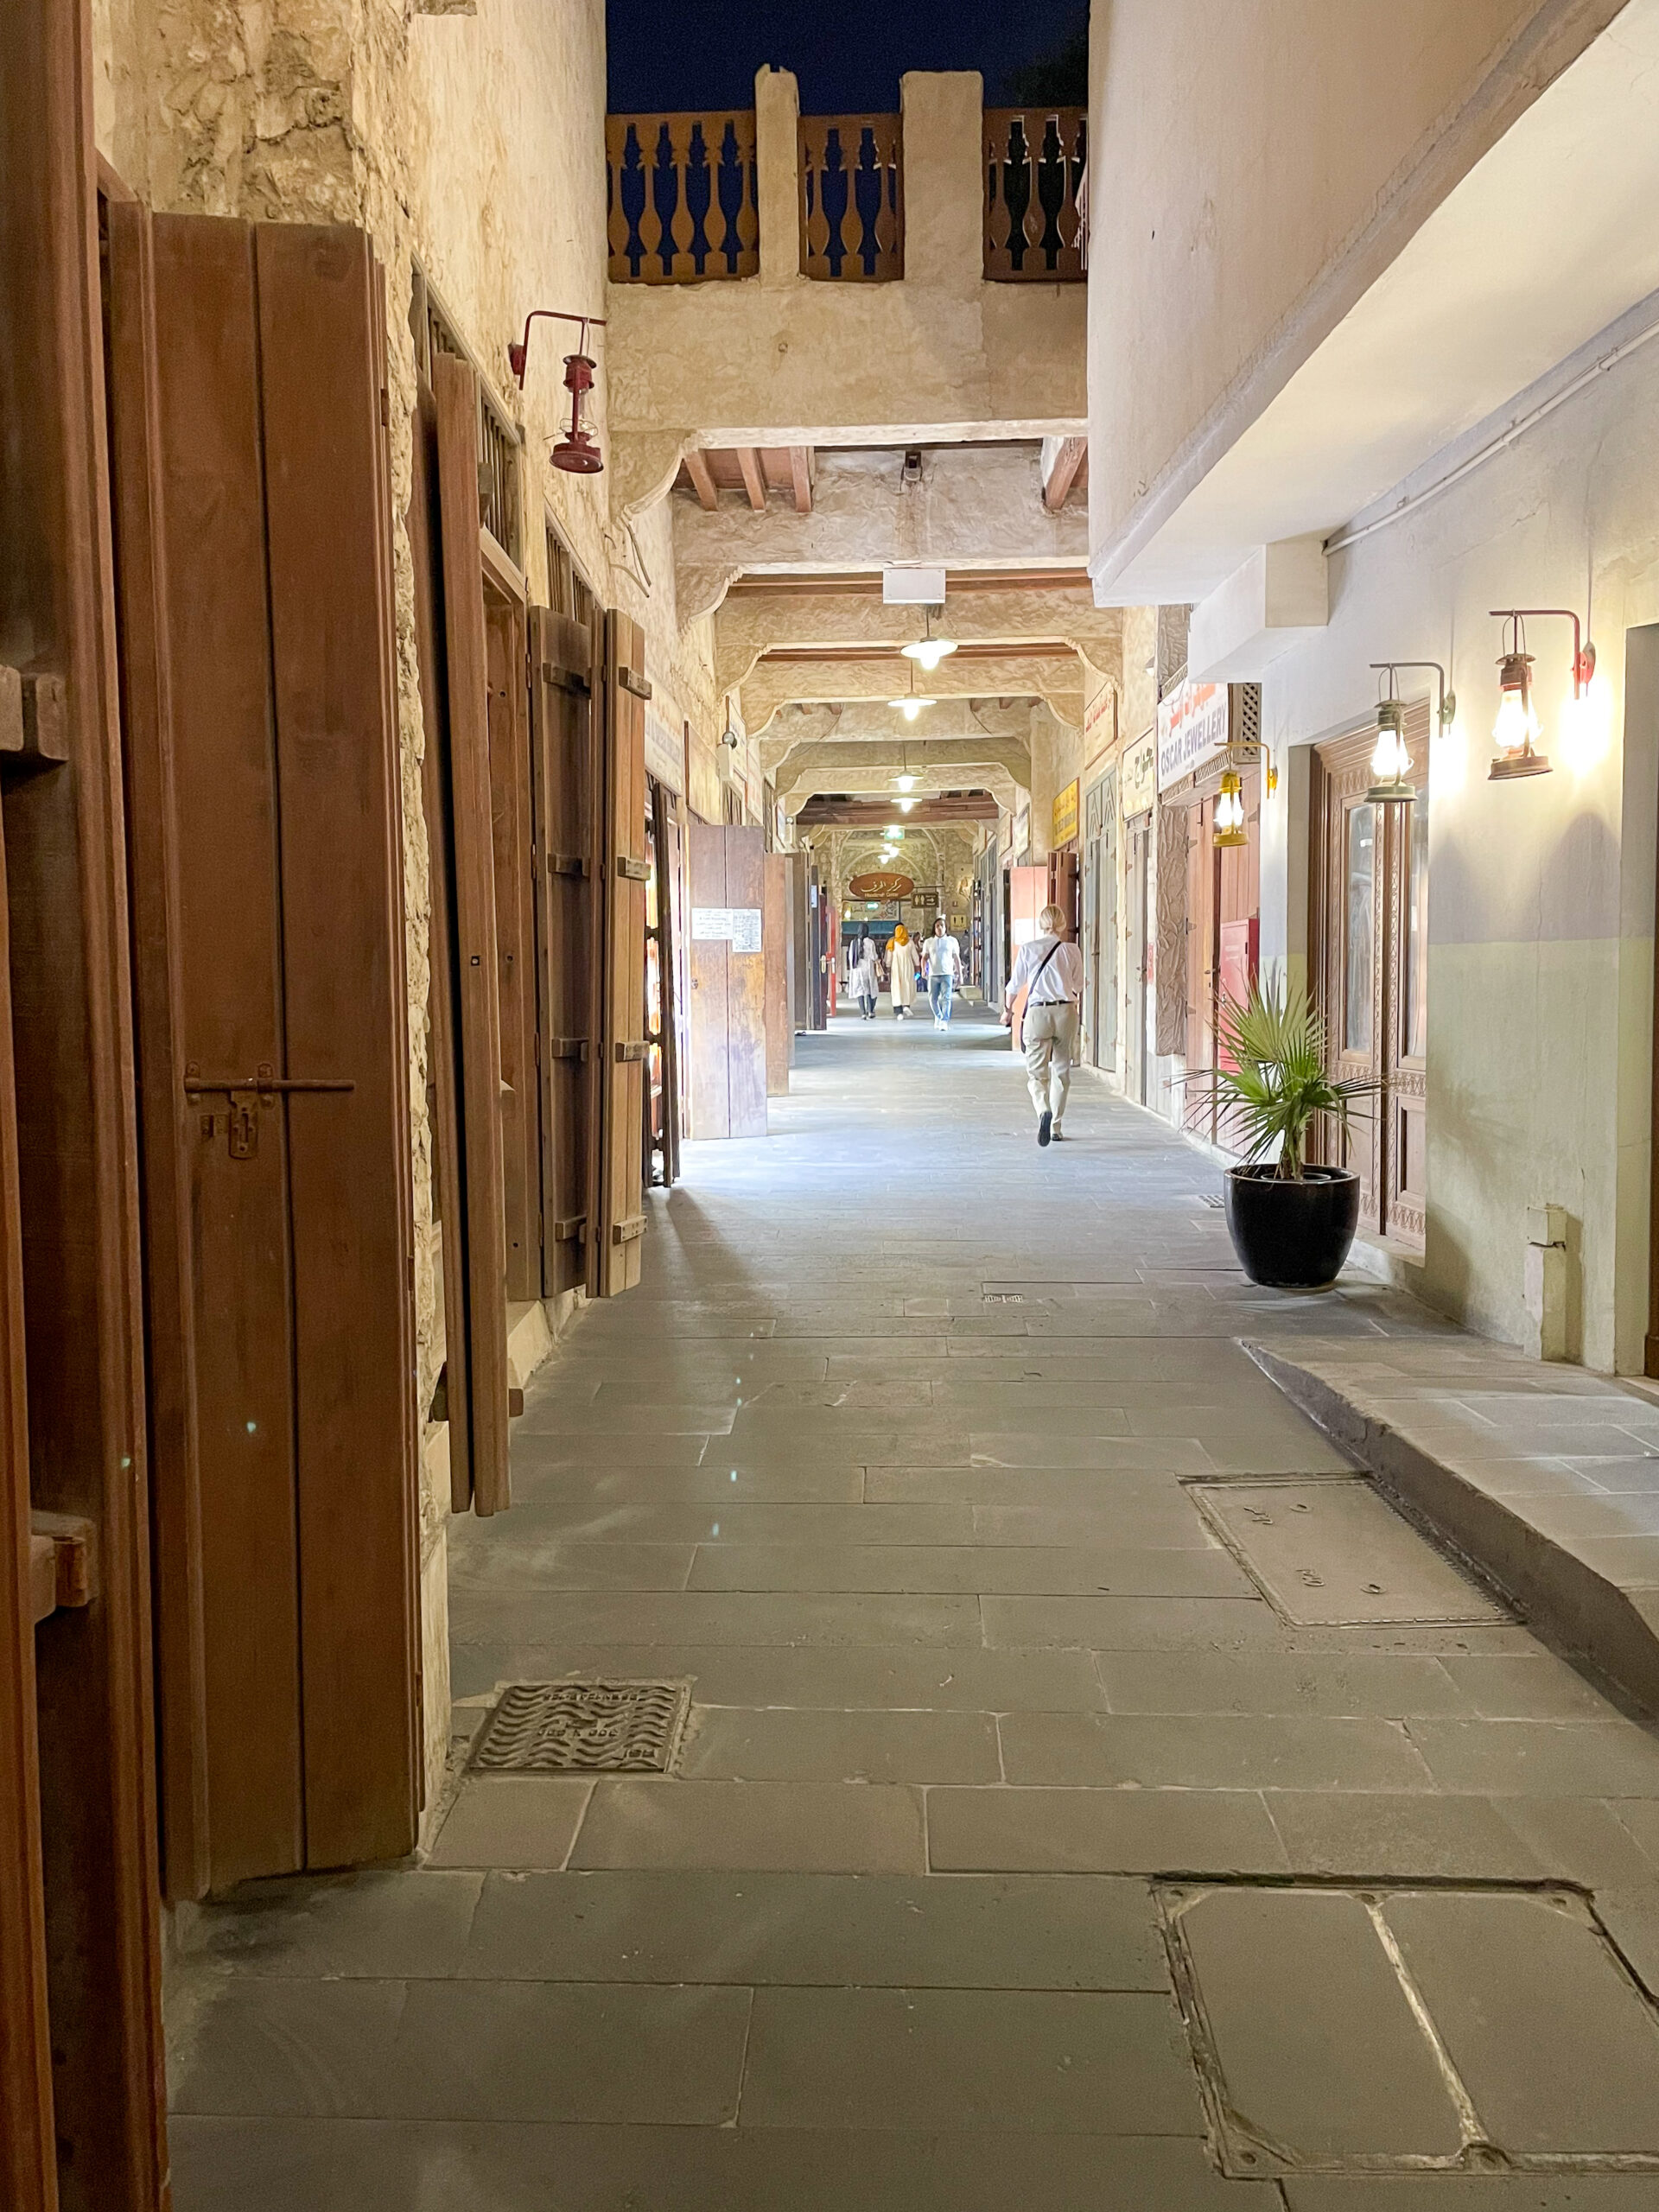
[{"x1": 606, "y1": 1, "x2": 1088, "y2": 117}]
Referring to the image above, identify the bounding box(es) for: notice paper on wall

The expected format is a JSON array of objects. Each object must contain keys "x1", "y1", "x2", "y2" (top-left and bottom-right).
[{"x1": 690, "y1": 906, "x2": 763, "y2": 954}]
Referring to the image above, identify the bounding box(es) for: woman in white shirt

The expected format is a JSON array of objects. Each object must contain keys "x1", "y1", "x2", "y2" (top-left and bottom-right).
[
  {"x1": 1004, "y1": 903, "x2": 1085, "y2": 1146},
  {"x1": 921, "y1": 917, "x2": 962, "y2": 1029}
]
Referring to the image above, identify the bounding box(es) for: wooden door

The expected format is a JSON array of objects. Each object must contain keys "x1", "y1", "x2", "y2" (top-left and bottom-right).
[
  {"x1": 763, "y1": 853, "x2": 792, "y2": 1096},
  {"x1": 643, "y1": 779, "x2": 684, "y2": 1185},
  {"x1": 0, "y1": 801, "x2": 56, "y2": 2212},
  {"x1": 431, "y1": 353, "x2": 512, "y2": 1507},
  {"x1": 4, "y1": 16, "x2": 168, "y2": 2195},
  {"x1": 596, "y1": 612, "x2": 649, "y2": 1293},
  {"x1": 687, "y1": 824, "x2": 768, "y2": 1138},
  {"x1": 528, "y1": 606, "x2": 601, "y2": 1294},
  {"x1": 487, "y1": 584, "x2": 538, "y2": 1300},
  {"x1": 1313, "y1": 711, "x2": 1428, "y2": 1249},
  {"x1": 1127, "y1": 822, "x2": 1150, "y2": 1106},
  {"x1": 1006, "y1": 862, "x2": 1049, "y2": 1052},
  {"x1": 116, "y1": 213, "x2": 421, "y2": 1881}
]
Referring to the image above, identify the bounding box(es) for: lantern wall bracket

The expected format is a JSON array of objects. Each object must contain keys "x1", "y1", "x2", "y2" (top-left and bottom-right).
[
  {"x1": 1370, "y1": 661, "x2": 1456, "y2": 732},
  {"x1": 508, "y1": 309, "x2": 607, "y2": 390},
  {"x1": 1489, "y1": 611, "x2": 1596, "y2": 695}
]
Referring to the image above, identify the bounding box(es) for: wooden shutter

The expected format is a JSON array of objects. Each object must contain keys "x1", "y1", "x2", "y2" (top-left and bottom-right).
[
  {"x1": 763, "y1": 852, "x2": 792, "y2": 1096},
  {"x1": 529, "y1": 607, "x2": 600, "y2": 1295},
  {"x1": 595, "y1": 612, "x2": 649, "y2": 1294},
  {"x1": 433, "y1": 353, "x2": 512, "y2": 1508},
  {"x1": 686, "y1": 824, "x2": 768, "y2": 1138}
]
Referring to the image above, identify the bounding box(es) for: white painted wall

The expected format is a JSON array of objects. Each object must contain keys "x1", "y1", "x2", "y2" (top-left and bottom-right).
[{"x1": 1253, "y1": 308, "x2": 1659, "y2": 1371}]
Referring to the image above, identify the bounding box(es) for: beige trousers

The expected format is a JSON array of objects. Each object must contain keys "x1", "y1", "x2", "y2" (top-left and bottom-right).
[{"x1": 1023, "y1": 1001, "x2": 1079, "y2": 1122}]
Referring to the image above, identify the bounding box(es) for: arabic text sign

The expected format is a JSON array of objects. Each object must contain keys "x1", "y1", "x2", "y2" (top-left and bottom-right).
[{"x1": 1156, "y1": 679, "x2": 1230, "y2": 791}]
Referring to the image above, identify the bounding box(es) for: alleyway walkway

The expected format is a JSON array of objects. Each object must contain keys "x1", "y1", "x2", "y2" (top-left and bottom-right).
[{"x1": 169, "y1": 1009, "x2": 1659, "y2": 2209}]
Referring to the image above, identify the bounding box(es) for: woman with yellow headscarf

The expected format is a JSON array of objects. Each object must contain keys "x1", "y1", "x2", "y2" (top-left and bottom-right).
[{"x1": 887, "y1": 924, "x2": 918, "y2": 1019}]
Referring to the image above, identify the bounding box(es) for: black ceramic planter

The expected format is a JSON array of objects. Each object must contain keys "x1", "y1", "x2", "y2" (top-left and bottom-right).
[{"x1": 1223, "y1": 1164, "x2": 1360, "y2": 1289}]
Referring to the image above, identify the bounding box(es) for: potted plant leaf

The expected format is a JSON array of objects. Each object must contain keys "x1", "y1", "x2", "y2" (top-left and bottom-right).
[{"x1": 1185, "y1": 976, "x2": 1376, "y2": 1288}]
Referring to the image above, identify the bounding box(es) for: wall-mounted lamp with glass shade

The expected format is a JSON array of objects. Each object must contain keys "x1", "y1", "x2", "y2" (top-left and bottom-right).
[
  {"x1": 1364, "y1": 660, "x2": 1454, "y2": 804},
  {"x1": 1488, "y1": 610, "x2": 1593, "y2": 782},
  {"x1": 1213, "y1": 770, "x2": 1248, "y2": 848}
]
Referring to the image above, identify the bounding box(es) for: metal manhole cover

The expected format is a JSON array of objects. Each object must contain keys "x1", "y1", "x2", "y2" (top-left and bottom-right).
[
  {"x1": 471, "y1": 1679, "x2": 691, "y2": 1774},
  {"x1": 1188, "y1": 1478, "x2": 1507, "y2": 1626},
  {"x1": 1160, "y1": 1882, "x2": 1659, "y2": 2176}
]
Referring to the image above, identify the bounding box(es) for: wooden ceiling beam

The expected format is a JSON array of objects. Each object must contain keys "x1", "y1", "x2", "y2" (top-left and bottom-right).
[
  {"x1": 736, "y1": 447, "x2": 767, "y2": 512},
  {"x1": 789, "y1": 445, "x2": 813, "y2": 515},
  {"x1": 683, "y1": 448, "x2": 718, "y2": 511}
]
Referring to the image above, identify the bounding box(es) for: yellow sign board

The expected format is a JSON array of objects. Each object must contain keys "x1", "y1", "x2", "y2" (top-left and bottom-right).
[{"x1": 1052, "y1": 778, "x2": 1079, "y2": 849}]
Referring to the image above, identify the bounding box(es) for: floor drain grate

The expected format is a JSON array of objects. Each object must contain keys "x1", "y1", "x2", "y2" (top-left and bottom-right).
[{"x1": 471, "y1": 1679, "x2": 691, "y2": 1774}]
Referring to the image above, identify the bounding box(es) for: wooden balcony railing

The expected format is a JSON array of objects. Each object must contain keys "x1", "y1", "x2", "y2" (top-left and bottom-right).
[
  {"x1": 983, "y1": 107, "x2": 1087, "y2": 281},
  {"x1": 798, "y1": 114, "x2": 903, "y2": 281},
  {"x1": 607, "y1": 111, "x2": 760, "y2": 283}
]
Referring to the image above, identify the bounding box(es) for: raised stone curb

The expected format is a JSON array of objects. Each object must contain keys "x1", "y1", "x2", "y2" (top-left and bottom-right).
[{"x1": 1244, "y1": 1340, "x2": 1659, "y2": 1724}]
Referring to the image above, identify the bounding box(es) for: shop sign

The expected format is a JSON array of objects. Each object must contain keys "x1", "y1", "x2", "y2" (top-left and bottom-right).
[
  {"x1": 1052, "y1": 778, "x2": 1079, "y2": 849},
  {"x1": 644, "y1": 700, "x2": 685, "y2": 793},
  {"x1": 1121, "y1": 730, "x2": 1156, "y2": 817},
  {"x1": 1156, "y1": 678, "x2": 1230, "y2": 791},
  {"x1": 849, "y1": 870, "x2": 914, "y2": 900},
  {"x1": 1083, "y1": 678, "x2": 1116, "y2": 767}
]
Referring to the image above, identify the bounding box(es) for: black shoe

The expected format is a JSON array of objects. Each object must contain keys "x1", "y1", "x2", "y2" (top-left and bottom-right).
[{"x1": 1037, "y1": 1109, "x2": 1052, "y2": 1147}]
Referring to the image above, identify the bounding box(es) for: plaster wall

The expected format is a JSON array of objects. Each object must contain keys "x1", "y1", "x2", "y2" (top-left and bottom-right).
[
  {"x1": 89, "y1": 0, "x2": 724, "y2": 1821},
  {"x1": 607, "y1": 68, "x2": 1086, "y2": 470},
  {"x1": 1250, "y1": 316, "x2": 1659, "y2": 1373},
  {"x1": 1086, "y1": 0, "x2": 1627, "y2": 583},
  {"x1": 677, "y1": 447, "x2": 1089, "y2": 625},
  {"x1": 715, "y1": 587, "x2": 1119, "y2": 696}
]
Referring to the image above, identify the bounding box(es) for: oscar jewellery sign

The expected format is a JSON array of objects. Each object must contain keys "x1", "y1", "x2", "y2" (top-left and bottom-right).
[{"x1": 1156, "y1": 678, "x2": 1231, "y2": 791}]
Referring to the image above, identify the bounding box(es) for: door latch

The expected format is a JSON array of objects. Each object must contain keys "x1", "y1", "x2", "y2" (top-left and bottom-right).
[{"x1": 186, "y1": 1061, "x2": 355, "y2": 1157}]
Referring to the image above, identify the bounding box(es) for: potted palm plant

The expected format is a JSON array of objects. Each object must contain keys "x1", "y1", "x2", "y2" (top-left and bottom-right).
[{"x1": 1187, "y1": 976, "x2": 1375, "y2": 1289}]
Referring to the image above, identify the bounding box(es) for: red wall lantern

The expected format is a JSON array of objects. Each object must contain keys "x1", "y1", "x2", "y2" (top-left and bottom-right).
[{"x1": 508, "y1": 310, "x2": 607, "y2": 475}]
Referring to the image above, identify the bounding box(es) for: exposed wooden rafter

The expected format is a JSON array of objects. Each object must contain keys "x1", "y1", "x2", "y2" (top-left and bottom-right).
[
  {"x1": 1043, "y1": 435, "x2": 1087, "y2": 513},
  {"x1": 683, "y1": 448, "x2": 718, "y2": 512},
  {"x1": 736, "y1": 447, "x2": 766, "y2": 512},
  {"x1": 789, "y1": 445, "x2": 813, "y2": 515}
]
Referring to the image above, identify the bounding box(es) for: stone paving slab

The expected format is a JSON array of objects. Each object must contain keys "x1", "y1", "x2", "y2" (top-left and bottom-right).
[{"x1": 1249, "y1": 1340, "x2": 1659, "y2": 1719}]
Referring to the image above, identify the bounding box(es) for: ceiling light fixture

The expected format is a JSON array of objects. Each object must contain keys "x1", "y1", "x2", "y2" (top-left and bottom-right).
[
  {"x1": 901, "y1": 606, "x2": 958, "y2": 673},
  {"x1": 888, "y1": 665, "x2": 935, "y2": 722},
  {"x1": 1489, "y1": 610, "x2": 1591, "y2": 782}
]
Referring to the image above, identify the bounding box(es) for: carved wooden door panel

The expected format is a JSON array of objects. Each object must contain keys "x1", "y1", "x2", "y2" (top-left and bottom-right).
[
  {"x1": 1384, "y1": 706, "x2": 1431, "y2": 1251},
  {"x1": 1314, "y1": 732, "x2": 1383, "y2": 1221}
]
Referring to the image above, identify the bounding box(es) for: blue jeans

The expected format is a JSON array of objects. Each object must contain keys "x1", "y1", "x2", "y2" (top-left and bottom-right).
[{"x1": 929, "y1": 974, "x2": 954, "y2": 1023}]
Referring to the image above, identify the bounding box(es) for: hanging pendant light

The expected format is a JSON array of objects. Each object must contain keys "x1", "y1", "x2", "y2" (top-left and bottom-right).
[
  {"x1": 1365, "y1": 667, "x2": 1417, "y2": 804},
  {"x1": 900, "y1": 606, "x2": 958, "y2": 672},
  {"x1": 888, "y1": 665, "x2": 935, "y2": 722},
  {"x1": 1213, "y1": 769, "x2": 1249, "y2": 848}
]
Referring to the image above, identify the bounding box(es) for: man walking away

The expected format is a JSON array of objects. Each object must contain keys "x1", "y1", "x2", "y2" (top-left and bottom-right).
[
  {"x1": 922, "y1": 915, "x2": 962, "y2": 1029},
  {"x1": 1005, "y1": 902, "x2": 1084, "y2": 1146},
  {"x1": 851, "y1": 937, "x2": 880, "y2": 1020}
]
